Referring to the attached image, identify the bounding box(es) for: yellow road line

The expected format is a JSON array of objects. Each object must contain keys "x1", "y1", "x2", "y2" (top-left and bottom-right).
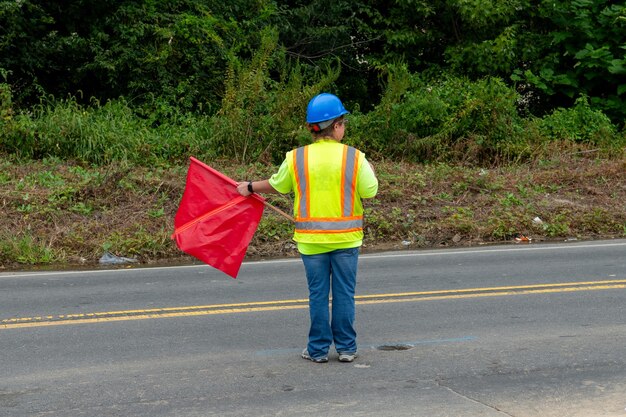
[
  {"x1": 357, "y1": 284, "x2": 626, "y2": 305},
  {"x1": 0, "y1": 298, "x2": 310, "y2": 324},
  {"x1": 2, "y1": 279, "x2": 625, "y2": 330},
  {"x1": 1, "y1": 305, "x2": 308, "y2": 329},
  {"x1": 356, "y1": 278, "x2": 626, "y2": 299}
]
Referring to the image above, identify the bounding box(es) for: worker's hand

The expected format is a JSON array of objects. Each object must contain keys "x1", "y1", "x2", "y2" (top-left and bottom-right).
[{"x1": 236, "y1": 181, "x2": 252, "y2": 197}]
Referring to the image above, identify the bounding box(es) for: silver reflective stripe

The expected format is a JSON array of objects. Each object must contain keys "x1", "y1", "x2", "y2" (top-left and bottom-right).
[
  {"x1": 295, "y1": 147, "x2": 308, "y2": 218},
  {"x1": 296, "y1": 218, "x2": 363, "y2": 231},
  {"x1": 343, "y1": 146, "x2": 357, "y2": 217}
]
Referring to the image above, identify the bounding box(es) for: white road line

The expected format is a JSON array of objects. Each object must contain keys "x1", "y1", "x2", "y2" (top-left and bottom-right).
[
  {"x1": 1, "y1": 240, "x2": 625, "y2": 279},
  {"x1": 361, "y1": 241, "x2": 626, "y2": 259}
]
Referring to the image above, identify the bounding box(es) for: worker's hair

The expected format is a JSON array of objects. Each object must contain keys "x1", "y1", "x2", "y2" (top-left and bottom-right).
[{"x1": 308, "y1": 116, "x2": 344, "y2": 138}]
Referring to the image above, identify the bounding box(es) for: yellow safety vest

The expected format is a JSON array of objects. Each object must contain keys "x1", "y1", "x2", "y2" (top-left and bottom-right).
[{"x1": 288, "y1": 140, "x2": 365, "y2": 244}]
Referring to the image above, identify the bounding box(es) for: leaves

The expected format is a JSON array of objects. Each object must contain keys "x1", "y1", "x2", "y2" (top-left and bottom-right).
[{"x1": 0, "y1": 0, "x2": 625, "y2": 128}]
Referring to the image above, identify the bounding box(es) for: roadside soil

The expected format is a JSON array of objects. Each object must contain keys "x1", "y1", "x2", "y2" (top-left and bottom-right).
[{"x1": 0, "y1": 155, "x2": 624, "y2": 270}]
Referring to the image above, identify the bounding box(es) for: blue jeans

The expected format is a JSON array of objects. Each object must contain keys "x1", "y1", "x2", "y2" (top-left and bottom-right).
[{"x1": 300, "y1": 247, "x2": 359, "y2": 359}]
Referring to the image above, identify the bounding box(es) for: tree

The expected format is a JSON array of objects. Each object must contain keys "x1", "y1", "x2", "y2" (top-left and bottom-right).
[
  {"x1": 1, "y1": 0, "x2": 624, "y2": 124},
  {"x1": 0, "y1": 0, "x2": 277, "y2": 115},
  {"x1": 512, "y1": 1, "x2": 626, "y2": 122}
]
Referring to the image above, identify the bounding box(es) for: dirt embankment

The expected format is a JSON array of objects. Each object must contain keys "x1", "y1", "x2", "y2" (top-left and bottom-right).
[{"x1": 0, "y1": 156, "x2": 624, "y2": 270}]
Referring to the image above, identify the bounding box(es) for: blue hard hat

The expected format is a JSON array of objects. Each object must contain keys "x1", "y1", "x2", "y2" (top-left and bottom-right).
[{"x1": 306, "y1": 93, "x2": 349, "y2": 124}]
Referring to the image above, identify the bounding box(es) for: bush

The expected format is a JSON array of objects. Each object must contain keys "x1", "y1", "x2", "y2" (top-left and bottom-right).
[
  {"x1": 349, "y1": 69, "x2": 528, "y2": 163},
  {"x1": 1, "y1": 59, "x2": 623, "y2": 167},
  {"x1": 0, "y1": 95, "x2": 218, "y2": 165},
  {"x1": 535, "y1": 96, "x2": 621, "y2": 148}
]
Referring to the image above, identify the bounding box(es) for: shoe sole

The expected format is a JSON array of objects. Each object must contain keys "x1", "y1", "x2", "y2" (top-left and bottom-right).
[
  {"x1": 301, "y1": 351, "x2": 328, "y2": 363},
  {"x1": 303, "y1": 356, "x2": 328, "y2": 363}
]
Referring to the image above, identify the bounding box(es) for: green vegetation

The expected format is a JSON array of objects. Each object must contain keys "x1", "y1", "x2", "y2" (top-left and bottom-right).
[
  {"x1": 0, "y1": 157, "x2": 624, "y2": 268},
  {"x1": 2, "y1": 1, "x2": 625, "y2": 120},
  {"x1": 2, "y1": 1, "x2": 625, "y2": 165},
  {"x1": 1, "y1": 69, "x2": 624, "y2": 166},
  {"x1": 0, "y1": 1, "x2": 624, "y2": 268}
]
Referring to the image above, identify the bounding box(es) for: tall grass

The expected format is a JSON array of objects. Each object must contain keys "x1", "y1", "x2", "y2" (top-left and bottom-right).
[
  {"x1": 1, "y1": 63, "x2": 624, "y2": 167},
  {"x1": 0, "y1": 95, "x2": 217, "y2": 165},
  {"x1": 210, "y1": 28, "x2": 340, "y2": 163}
]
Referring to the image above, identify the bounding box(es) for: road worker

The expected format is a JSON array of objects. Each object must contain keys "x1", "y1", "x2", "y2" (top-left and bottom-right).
[{"x1": 237, "y1": 93, "x2": 378, "y2": 363}]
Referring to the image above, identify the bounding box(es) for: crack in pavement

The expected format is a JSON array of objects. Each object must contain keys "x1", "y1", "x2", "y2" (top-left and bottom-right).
[{"x1": 435, "y1": 380, "x2": 515, "y2": 417}]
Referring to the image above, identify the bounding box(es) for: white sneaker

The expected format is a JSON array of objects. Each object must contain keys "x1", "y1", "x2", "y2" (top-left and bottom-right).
[
  {"x1": 302, "y1": 349, "x2": 328, "y2": 363},
  {"x1": 338, "y1": 352, "x2": 358, "y2": 362}
]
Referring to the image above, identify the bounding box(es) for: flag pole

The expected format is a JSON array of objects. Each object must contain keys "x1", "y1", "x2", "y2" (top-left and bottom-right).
[
  {"x1": 259, "y1": 199, "x2": 295, "y2": 223},
  {"x1": 233, "y1": 180, "x2": 295, "y2": 222}
]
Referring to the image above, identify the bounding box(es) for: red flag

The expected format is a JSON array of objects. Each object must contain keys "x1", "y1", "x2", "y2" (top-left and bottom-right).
[{"x1": 172, "y1": 157, "x2": 265, "y2": 278}]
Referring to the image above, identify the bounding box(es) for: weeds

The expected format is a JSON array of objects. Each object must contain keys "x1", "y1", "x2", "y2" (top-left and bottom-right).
[
  {"x1": 2, "y1": 59, "x2": 625, "y2": 167},
  {"x1": 0, "y1": 155, "x2": 624, "y2": 269},
  {"x1": 0, "y1": 234, "x2": 59, "y2": 265}
]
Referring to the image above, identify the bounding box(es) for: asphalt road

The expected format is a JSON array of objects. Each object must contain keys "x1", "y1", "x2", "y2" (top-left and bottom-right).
[{"x1": 1, "y1": 239, "x2": 625, "y2": 416}]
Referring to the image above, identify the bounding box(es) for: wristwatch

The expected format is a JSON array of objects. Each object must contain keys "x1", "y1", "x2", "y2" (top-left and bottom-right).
[{"x1": 247, "y1": 181, "x2": 254, "y2": 193}]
